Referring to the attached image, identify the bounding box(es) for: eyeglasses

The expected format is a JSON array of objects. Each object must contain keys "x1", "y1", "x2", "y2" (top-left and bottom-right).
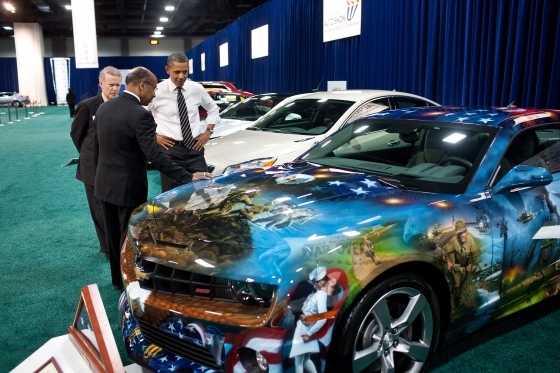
[{"x1": 143, "y1": 80, "x2": 158, "y2": 92}]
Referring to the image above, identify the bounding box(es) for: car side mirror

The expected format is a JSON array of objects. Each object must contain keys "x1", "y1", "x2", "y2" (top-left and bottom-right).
[{"x1": 492, "y1": 165, "x2": 553, "y2": 194}]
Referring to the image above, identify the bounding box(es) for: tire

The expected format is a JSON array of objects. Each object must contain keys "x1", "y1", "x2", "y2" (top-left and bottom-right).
[
  {"x1": 330, "y1": 273, "x2": 441, "y2": 373},
  {"x1": 12, "y1": 100, "x2": 21, "y2": 107}
]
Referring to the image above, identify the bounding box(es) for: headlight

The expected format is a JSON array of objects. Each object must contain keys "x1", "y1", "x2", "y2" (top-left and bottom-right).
[{"x1": 223, "y1": 157, "x2": 277, "y2": 175}]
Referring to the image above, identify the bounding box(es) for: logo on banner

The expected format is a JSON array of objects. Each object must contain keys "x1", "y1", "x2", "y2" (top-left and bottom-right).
[{"x1": 347, "y1": 0, "x2": 360, "y2": 21}]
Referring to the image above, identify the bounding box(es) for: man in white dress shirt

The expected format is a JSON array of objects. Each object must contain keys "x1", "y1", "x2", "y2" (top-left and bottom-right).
[{"x1": 149, "y1": 52, "x2": 221, "y2": 192}]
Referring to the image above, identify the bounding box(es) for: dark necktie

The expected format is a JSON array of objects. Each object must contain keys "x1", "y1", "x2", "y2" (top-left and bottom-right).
[{"x1": 177, "y1": 88, "x2": 195, "y2": 148}]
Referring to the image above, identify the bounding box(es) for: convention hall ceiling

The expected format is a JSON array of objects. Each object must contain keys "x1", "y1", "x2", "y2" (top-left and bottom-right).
[{"x1": 0, "y1": 0, "x2": 269, "y2": 39}]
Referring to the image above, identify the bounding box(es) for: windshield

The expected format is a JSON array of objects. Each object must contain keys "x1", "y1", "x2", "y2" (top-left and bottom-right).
[
  {"x1": 220, "y1": 95, "x2": 289, "y2": 121},
  {"x1": 301, "y1": 119, "x2": 497, "y2": 194},
  {"x1": 253, "y1": 99, "x2": 354, "y2": 135}
]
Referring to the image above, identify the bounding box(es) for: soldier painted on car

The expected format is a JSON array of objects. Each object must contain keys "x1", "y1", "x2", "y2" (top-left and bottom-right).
[{"x1": 443, "y1": 219, "x2": 478, "y2": 309}]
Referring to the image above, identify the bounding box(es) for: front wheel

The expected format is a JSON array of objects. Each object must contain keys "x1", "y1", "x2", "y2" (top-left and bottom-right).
[
  {"x1": 330, "y1": 274, "x2": 441, "y2": 373},
  {"x1": 12, "y1": 100, "x2": 22, "y2": 107}
]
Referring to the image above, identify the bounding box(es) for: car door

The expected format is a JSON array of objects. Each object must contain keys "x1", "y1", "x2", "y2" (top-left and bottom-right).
[
  {"x1": 487, "y1": 125, "x2": 560, "y2": 316},
  {"x1": 0, "y1": 93, "x2": 9, "y2": 104}
]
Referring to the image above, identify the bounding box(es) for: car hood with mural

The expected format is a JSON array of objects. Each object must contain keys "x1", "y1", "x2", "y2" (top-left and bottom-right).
[{"x1": 128, "y1": 163, "x2": 450, "y2": 289}]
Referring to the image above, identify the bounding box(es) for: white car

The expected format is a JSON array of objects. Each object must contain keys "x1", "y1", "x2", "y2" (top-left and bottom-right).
[
  {"x1": 207, "y1": 92, "x2": 310, "y2": 138},
  {"x1": 205, "y1": 90, "x2": 439, "y2": 174}
]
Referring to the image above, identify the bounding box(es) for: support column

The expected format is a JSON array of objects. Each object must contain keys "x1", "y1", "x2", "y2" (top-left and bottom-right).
[{"x1": 13, "y1": 23, "x2": 48, "y2": 106}]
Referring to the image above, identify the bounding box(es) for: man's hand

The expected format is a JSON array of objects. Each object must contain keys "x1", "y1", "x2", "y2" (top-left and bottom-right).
[
  {"x1": 156, "y1": 134, "x2": 175, "y2": 150},
  {"x1": 302, "y1": 335, "x2": 310, "y2": 343},
  {"x1": 192, "y1": 129, "x2": 212, "y2": 151},
  {"x1": 192, "y1": 172, "x2": 214, "y2": 181}
]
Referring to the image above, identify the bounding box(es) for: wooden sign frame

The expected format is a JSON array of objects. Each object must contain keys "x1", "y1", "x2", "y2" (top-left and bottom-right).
[{"x1": 67, "y1": 284, "x2": 124, "y2": 373}]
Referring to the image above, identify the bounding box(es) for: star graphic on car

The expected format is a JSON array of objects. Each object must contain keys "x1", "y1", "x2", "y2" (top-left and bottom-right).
[
  {"x1": 329, "y1": 180, "x2": 345, "y2": 186},
  {"x1": 351, "y1": 187, "x2": 369, "y2": 195},
  {"x1": 360, "y1": 179, "x2": 378, "y2": 188}
]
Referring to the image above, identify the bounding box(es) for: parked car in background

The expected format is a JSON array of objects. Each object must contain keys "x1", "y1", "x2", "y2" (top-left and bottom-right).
[
  {"x1": 204, "y1": 89, "x2": 439, "y2": 174},
  {"x1": 0, "y1": 91, "x2": 30, "y2": 107},
  {"x1": 199, "y1": 81, "x2": 254, "y2": 98},
  {"x1": 206, "y1": 92, "x2": 310, "y2": 138},
  {"x1": 199, "y1": 92, "x2": 253, "y2": 119},
  {"x1": 119, "y1": 106, "x2": 560, "y2": 373}
]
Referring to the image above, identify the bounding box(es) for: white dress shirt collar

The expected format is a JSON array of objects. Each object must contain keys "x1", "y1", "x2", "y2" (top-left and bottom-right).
[{"x1": 123, "y1": 90, "x2": 140, "y2": 103}]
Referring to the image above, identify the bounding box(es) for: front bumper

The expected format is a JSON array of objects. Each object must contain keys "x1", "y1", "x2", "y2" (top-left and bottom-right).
[{"x1": 118, "y1": 235, "x2": 284, "y2": 373}]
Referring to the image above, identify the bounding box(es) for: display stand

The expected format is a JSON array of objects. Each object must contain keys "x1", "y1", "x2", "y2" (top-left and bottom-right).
[{"x1": 11, "y1": 284, "x2": 151, "y2": 373}]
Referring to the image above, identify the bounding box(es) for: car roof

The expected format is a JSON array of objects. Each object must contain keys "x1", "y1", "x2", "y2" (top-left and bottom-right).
[
  {"x1": 362, "y1": 106, "x2": 560, "y2": 130},
  {"x1": 289, "y1": 89, "x2": 438, "y2": 103}
]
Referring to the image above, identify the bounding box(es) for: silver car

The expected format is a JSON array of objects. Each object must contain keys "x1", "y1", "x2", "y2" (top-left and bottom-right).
[{"x1": 0, "y1": 92, "x2": 30, "y2": 107}]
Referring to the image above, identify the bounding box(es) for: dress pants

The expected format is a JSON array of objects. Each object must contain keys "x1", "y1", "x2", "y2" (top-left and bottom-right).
[
  {"x1": 160, "y1": 143, "x2": 208, "y2": 193},
  {"x1": 101, "y1": 201, "x2": 135, "y2": 290},
  {"x1": 84, "y1": 184, "x2": 108, "y2": 254}
]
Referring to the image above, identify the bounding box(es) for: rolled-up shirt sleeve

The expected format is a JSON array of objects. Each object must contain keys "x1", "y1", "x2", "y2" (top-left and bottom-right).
[{"x1": 200, "y1": 88, "x2": 221, "y2": 127}]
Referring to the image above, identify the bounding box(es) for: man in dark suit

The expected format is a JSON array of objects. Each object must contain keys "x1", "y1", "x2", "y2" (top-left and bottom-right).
[
  {"x1": 70, "y1": 66, "x2": 122, "y2": 259},
  {"x1": 94, "y1": 67, "x2": 213, "y2": 290}
]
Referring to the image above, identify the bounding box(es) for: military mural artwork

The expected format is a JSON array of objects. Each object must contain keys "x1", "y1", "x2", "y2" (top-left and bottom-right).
[{"x1": 118, "y1": 106, "x2": 560, "y2": 373}]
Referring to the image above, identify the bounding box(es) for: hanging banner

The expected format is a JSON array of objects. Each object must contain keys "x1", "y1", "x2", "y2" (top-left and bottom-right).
[
  {"x1": 251, "y1": 24, "x2": 269, "y2": 59},
  {"x1": 71, "y1": 0, "x2": 99, "y2": 68},
  {"x1": 323, "y1": 0, "x2": 362, "y2": 42},
  {"x1": 220, "y1": 43, "x2": 229, "y2": 67},
  {"x1": 50, "y1": 58, "x2": 70, "y2": 105}
]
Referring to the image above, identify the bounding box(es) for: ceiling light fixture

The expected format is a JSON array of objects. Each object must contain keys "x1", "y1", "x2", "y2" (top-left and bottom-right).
[
  {"x1": 160, "y1": 17, "x2": 169, "y2": 22},
  {"x1": 5, "y1": 3, "x2": 16, "y2": 13},
  {"x1": 156, "y1": 26, "x2": 163, "y2": 30},
  {"x1": 154, "y1": 31, "x2": 161, "y2": 35},
  {"x1": 151, "y1": 34, "x2": 164, "y2": 38},
  {"x1": 165, "y1": 6, "x2": 175, "y2": 11},
  {"x1": 3, "y1": 26, "x2": 13, "y2": 30},
  {"x1": 65, "y1": 5, "x2": 72, "y2": 10},
  {"x1": 150, "y1": 39, "x2": 159, "y2": 45}
]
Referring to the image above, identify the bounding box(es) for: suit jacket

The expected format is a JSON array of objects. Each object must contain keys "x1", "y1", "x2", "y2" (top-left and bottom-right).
[
  {"x1": 70, "y1": 94, "x2": 104, "y2": 186},
  {"x1": 93, "y1": 92, "x2": 191, "y2": 208}
]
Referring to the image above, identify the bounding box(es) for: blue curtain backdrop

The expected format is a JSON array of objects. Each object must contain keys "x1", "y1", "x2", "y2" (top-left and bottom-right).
[
  {"x1": 0, "y1": 58, "x2": 19, "y2": 93},
  {"x1": 185, "y1": 0, "x2": 560, "y2": 109}
]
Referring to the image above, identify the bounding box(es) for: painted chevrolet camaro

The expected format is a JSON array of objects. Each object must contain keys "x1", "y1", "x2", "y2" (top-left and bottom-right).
[{"x1": 119, "y1": 106, "x2": 560, "y2": 373}]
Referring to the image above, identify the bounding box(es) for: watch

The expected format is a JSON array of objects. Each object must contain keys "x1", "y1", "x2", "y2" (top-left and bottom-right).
[{"x1": 207, "y1": 128, "x2": 214, "y2": 134}]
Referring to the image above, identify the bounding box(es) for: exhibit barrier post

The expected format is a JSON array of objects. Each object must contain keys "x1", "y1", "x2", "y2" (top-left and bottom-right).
[
  {"x1": 15, "y1": 105, "x2": 20, "y2": 122},
  {"x1": 24, "y1": 104, "x2": 30, "y2": 120},
  {"x1": 0, "y1": 105, "x2": 4, "y2": 126},
  {"x1": 40, "y1": 101, "x2": 44, "y2": 115},
  {"x1": 7, "y1": 105, "x2": 13, "y2": 124}
]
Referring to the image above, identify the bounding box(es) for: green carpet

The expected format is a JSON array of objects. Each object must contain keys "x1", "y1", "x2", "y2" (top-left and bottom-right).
[{"x1": 0, "y1": 106, "x2": 559, "y2": 372}]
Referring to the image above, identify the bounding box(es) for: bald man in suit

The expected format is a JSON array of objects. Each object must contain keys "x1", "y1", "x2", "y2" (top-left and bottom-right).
[{"x1": 93, "y1": 66, "x2": 213, "y2": 290}]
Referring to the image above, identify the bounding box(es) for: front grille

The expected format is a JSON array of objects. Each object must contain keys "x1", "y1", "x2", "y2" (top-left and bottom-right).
[
  {"x1": 136, "y1": 319, "x2": 223, "y2": 371},
  {"x1": 137, "y1": 259, "x2": 237, "y2": 301}
]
